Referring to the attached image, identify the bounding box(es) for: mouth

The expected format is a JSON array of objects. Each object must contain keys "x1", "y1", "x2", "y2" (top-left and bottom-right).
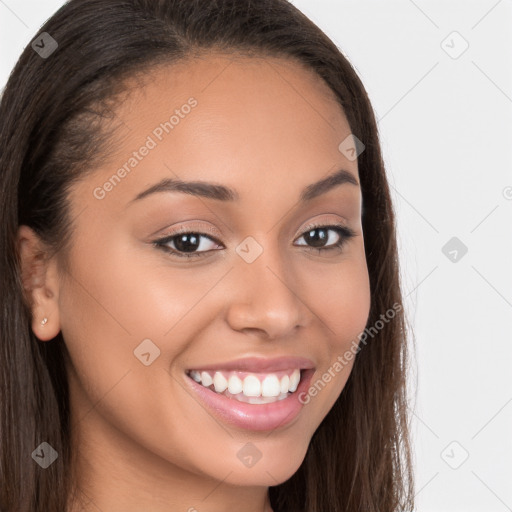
[
  {"x1": 185, "y1": 368, "x2": 303, "y2": 404},
  {"x1": 183, "y1": 364, "x2": 316, "y2": 432}
]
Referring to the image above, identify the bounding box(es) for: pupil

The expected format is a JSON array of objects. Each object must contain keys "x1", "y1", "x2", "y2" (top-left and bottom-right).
[
  {"x1": 175, "y1": 233, "x2": 200, "y2": 252},
  {"x1": 305, "y1": 228, "x2": 327, "y2": 247}
]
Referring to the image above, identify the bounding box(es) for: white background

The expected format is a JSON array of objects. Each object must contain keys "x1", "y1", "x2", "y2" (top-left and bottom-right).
[{"x1": 1, "y1": 1, "x2": 511, "y2": 511}]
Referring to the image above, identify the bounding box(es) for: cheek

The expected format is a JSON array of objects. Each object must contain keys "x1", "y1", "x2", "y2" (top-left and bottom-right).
[
  {"x1": 58, "y1": 241, "x2": 212, "y2": 398},
  {"x1": 297, "y1": 251, "x2": 371, "y2": 421},
  {"x1": 326, "y1": 264, "x2": 371, "y2": 348},
  {"x1": 57, "y1": 244, "x2": 227, "y2": 477},
  {"x1": 304, "y1": 249, "x2": 371, "y2": 352}
]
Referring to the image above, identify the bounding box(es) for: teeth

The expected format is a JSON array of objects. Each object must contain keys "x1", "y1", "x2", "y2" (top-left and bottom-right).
[
  {"x1": 245, "y1": 393, "x2": 289, "y2": 404},
  {"x1": 188, "y1": 368, "x2": 304, "y2": 401},
  {"x1": 289, "y1": 369, "x2": 300, "y2": 392},
  {"x1": 261, "y1": 375, "x2": 281, "y2": 397},
  {"x1": 280, "y1": 375, "x2": 290, "y2": 394},
  {"x1": 190, "y1": 370, "x2": 201, "y2": 383},
  {"x1": 243, "y1": 375, "x2": 261, "y2": 397},
  {"x1": 213, "y1": 372, "x2": 228, "y2": 393},
  {"x1": 201, "y1": 371, "x2": 213, "y2": 387},
  {"x1": 227, "y1": 375, "x2": 243, "y2": 394}
]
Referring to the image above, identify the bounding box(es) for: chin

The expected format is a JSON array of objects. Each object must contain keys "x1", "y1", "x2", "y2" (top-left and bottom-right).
[{"x1": 208, "y1": 443, "x2": 308, "y2": 487}]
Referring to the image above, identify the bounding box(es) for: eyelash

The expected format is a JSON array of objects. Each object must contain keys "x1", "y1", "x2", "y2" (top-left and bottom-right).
[{"x1": 153, "y1": 222, "x2": 356, "y2": 260}]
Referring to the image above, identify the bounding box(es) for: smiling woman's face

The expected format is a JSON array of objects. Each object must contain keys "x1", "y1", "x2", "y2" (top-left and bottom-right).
[{"x1": 25, "y1": 54, "x2": 371, "y2": 507}]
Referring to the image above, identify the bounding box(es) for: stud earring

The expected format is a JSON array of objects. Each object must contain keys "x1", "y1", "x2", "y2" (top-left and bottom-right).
[{"x1": 40, "y1": 317, "x2": 48, "y2": 326}]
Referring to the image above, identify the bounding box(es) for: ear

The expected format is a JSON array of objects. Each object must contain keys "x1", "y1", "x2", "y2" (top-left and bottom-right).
[{"x1": 17, "y1": 225, "x2": 61, "y2": 342}]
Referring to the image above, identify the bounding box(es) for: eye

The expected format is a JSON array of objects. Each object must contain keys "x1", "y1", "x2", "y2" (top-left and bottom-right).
[
  {"x1": 153, "y1": 223, "x2": 356, "y2": 259},
  {"x1": 294, "y1": 223, "x2": 356, "y2": 254},
  {"x1": 153, "y1": 231, "x2": 223, "y2": 259}
]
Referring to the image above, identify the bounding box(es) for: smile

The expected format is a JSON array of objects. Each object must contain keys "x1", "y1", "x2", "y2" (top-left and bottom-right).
[
  {"x1": 183, "y1": 362, "x2": 316, "y2": 431},
  {"x1": 186, "y1": 368, "x2": 302, "y2": 404}
]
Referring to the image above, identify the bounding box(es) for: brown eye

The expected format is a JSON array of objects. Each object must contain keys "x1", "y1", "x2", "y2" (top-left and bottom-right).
[
  {"x1": 294, "y1": 224, "x2": 356, "y2": 252},
  {"x1": 154, "y1": 232, "x2": 223, "y2": 259}
]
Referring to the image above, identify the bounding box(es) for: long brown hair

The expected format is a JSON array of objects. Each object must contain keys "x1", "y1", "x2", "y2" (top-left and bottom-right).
[{"x1": 0, "y1": 1, "x2": 415, "y2": 510}]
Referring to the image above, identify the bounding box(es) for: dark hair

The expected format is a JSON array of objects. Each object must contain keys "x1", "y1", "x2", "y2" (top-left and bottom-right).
[{"x1": 0, "y1": 0, "x2": 415, "y2": 510}]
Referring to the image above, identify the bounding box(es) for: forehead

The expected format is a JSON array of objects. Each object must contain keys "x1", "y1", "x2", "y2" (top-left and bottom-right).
[{"x1": 75, "y1": 54, "x2": 359, "y2": 214}]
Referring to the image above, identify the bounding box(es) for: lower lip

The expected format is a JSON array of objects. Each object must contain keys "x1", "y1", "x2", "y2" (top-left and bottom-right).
[{"x1": 184, "y1": 369, "x2": 315, "y2": 431}]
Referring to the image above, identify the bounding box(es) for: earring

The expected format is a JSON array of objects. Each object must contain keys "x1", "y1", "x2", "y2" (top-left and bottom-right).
[{"x1": 40, "y1": 317, "x2": 48, "y2": 326}]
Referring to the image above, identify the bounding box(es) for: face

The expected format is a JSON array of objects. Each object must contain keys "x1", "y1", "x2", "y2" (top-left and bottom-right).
[{"x1": 21, "y1": 54, "x2": 371, "y2": 498}]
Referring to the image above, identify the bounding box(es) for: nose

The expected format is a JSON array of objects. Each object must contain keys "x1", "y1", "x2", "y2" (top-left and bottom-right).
[{"x1": 224, "y1": 243, "x2": 311, "y2": 340}]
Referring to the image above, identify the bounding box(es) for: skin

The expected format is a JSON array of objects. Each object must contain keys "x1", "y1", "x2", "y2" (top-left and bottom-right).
[{"x1": 17, "y1": 54, "x2": 371, "y2": 512}]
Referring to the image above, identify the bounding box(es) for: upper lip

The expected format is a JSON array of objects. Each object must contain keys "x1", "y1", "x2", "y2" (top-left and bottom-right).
[{"x1": 186, "y1": 356, "x2": 315, "y2": 373}]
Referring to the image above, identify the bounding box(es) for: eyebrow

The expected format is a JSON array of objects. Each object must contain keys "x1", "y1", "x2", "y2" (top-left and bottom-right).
[{"x1": 128, "y1": 168, "x2": 359, "y2": 206}]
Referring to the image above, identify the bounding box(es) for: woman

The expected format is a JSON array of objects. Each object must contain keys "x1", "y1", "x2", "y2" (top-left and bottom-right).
[{"x1": 0, "y1": 0, "x2": 415, "y2": 510}]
